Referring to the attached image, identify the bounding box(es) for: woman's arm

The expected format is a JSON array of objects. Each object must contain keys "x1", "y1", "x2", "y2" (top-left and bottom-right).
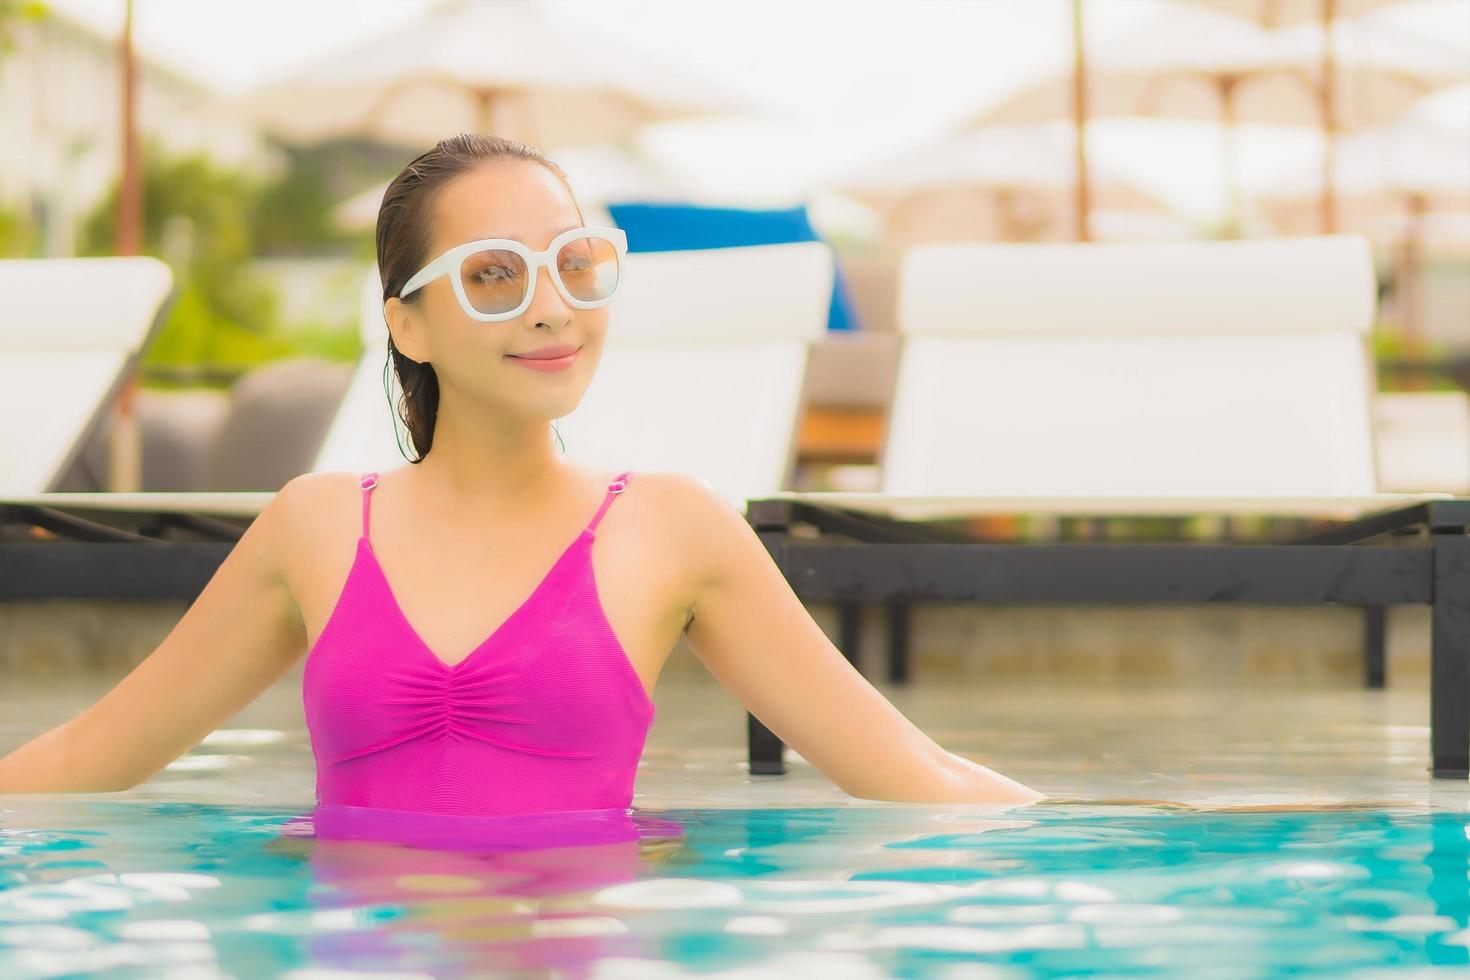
[
  {"x1": 0, "y1": 475, "x2": 315, "y2": 794},
  {"x1": 667, "y1": 475, "x2": 1044, "y2": 807}
]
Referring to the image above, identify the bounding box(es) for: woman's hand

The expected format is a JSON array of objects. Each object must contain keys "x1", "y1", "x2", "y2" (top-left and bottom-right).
[
  {"x1": 663, "y1": 474, "x2": 1045, "y2": 807},
  {"x1": 0, "y1": 476, "x2": 314, "y2": 794}
]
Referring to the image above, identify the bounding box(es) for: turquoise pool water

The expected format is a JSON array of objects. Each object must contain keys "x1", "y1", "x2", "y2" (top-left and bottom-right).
[{"x1": 1, "y1": 798, "x2": 1466, "y2": 977}]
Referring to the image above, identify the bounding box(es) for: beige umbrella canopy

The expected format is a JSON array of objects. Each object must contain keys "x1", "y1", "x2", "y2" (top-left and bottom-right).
[
  {"x1": 227, "y1": 0, "x2": 763, "y2": 148},
  {"x1": 1253, "y1": 2, "x2": 1467, "y2": 230},
  {"x1": 1366, "y1": 212, "x2": 1470, "y2": 259},
  {"x1": 977, "y1": 7, "x2": 1309, "y2": 126},
  {"x1": 1173, "y1": 0, "x2": 1409, "y2": 28},
  {"x1": 1253, "y1": 84, "x2": 1470, "y2": 351},
  {"x1": 826, "y1": 120, "x2": 1182, "y2": 246},
  {"x1": 1256, "y1": 84, "x2": 1470, "y2": 223},
  {"x1": 331, "y1": 141, "x2": 683, "y2": 233},
  {"x1": 969, "y1": 1, "x2": 1464, "y2": 238}
]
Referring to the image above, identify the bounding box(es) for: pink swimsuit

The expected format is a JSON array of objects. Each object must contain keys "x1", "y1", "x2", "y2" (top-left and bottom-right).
[{"x1": 301, "y1": 470, "x2": 655, "y2": 817}]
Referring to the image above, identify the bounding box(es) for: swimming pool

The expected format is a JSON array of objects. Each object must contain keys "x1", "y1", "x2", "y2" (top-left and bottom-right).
[
  {"x1": 2, "y1": 796, "x2": 1467, "y2": 977},
  {"x1": 4, "y1": 672, "x2": 1468, "y2": 976}
]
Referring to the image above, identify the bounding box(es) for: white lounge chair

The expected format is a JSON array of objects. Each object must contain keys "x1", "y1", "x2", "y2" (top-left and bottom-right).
[
  {"x1": 6, "y1": 239, "x2": 831, "y2": 514},
  {"x1": 308, "y1": 264, "x2": 412, "y2": 476},
  {"x1": 743, "y1": 234, "x2": 1469, "y2": 779},
  {"x1": 0, "y1": 241, "x2": 834, "y2": 593},
  {"x1": 554, "y1": 241, "x2": 831, "y2": 508},
  {"x1": 0, "y1": 255, "x2": 174, "y2": 495}
]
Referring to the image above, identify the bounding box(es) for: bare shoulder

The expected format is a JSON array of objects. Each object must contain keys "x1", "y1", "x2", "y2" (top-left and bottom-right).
[
  {"x1": 263, "y1": 471, "x2": 360, "y2": 551},
  {"x1": 625, "y1": 471, "x2": 750, "y2": 590},
  {"x1": 273, "y1": 469, "x2": 363, "y2": 511},
  {"x1": 626, "y1": 471, "x2": 737, "y2": 529},
  {"x1": 260, "y1": 470, "x2": 366, "y2": 623}
]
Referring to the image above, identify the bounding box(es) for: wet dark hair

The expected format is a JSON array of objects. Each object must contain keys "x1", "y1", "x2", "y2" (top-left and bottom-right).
[{"x1": 375, "y1": 133, "x2": 585, "y2": 462}]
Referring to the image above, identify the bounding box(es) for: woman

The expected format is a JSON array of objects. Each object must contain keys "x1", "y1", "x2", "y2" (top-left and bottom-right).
[{"x1": 0, "y1": 134, "x2": 1045, "y2": 811}]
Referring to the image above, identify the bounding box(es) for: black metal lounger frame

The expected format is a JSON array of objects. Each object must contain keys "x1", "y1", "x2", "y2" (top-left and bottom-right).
[
  {"x1": 740, "y1": 496, "x2": 1470, "y2": 781},
  {"x1": 1, "y1": 503, "x2": 246, "y2": 607},
  {"x1": 4, "y1": 496, "x2": 1469, "y2": 779}
]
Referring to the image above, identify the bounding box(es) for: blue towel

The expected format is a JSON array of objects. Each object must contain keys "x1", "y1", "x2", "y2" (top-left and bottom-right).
[{"x1": 604, "y1": 201, "x2": 858, "y2": 332}]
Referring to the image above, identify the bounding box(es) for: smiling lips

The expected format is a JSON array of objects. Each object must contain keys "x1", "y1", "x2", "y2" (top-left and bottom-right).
[
  {"x1": 507, "y1": 345, "x2": 579, "y2": 371},
  {"x1": 511, "y1": 344, "x2": 578, "y2": 359}
]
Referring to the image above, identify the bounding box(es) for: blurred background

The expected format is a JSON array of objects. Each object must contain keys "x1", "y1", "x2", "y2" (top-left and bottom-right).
[{"x1": 3, "y1": 0, "x2": 1466, "y2": 499}]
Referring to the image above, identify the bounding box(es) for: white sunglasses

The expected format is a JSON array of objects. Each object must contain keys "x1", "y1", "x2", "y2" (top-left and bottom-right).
[{"x1": 398, "y1": 225, "x2": 628, "y2": 323}]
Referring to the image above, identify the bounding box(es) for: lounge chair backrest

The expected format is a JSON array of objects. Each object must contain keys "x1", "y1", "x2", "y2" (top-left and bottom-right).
[
  {"x1": 310, "y1": 269, "x2": 403, "y2": 473},
  {"x1": 314, "y1": 242, "x2": 833, "y2": 509},
  {"x1": 886, "y1": 234, "x2": 1380, "y2": 496},
  {"x1": 556, "y1": 241, "x2": 832, "y2": 508},
  {"x1": 0, "y1": 255, "x2": 173, "y2": 494}
]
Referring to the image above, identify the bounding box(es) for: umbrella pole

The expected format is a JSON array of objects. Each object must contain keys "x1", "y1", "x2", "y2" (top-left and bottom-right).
[
  {"x1": 1220, "y1": 76, "x2": 1243, "y2": 238},
  {"x1": 993, "y1": 187, "x2": 1020, "y2": 241},
  {"x1": 1071, "y1": 0, "x2": 1091, "y2": 242},
  {"x1": 1318, "y1": 0, "x2": 1339, "y2": 234},
  {"x1": 111, "y1": 0, "x2": 142, "y2": 494},
  {"x1": 476, "y1": 88, "x2": 496, "y2": 136},
  {"x1": 1400, "y1": 191, "x2": 1427, "y2": 389}
]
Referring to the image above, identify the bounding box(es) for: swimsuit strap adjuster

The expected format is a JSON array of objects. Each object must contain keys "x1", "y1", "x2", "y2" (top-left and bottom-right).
[
  {"x1": 608, "y1": 477, "x2": 628, "y2": 494},
  {"x1": 360, "y1": 472, "x2": 379, "y2": 491}
]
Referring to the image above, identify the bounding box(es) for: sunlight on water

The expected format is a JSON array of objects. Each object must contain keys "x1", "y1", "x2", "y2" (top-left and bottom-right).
[{"x1": 2, "y1": 798, "x2": 1467, "y2": 978}]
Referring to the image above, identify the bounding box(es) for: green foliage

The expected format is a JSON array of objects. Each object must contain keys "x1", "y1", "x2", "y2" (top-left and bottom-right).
[
  {"x1": 78, "y1": 137, "x2": 276, "y2": 330},
  {"x1": 1371, "y1": 325, "x2": 1460, "y2": 392},
  {"x1": 0, "y1": 200, "x2": 40, "y2": 256},
  {"x1": 280, "y1": 319, "x2": 366, "y2": 362},
  {"x1": 251, "y1": 150, "x2": 356, "y2": 256},
  {"x1": 1371, "y1": 325, "x2": 1445, "y2": 360},
  {"x1": 139, "y1": 280, "x2": 294, "y2": 370},
  {"x1": 74, "y1": 137, "x2": 364, "y2": 374}
]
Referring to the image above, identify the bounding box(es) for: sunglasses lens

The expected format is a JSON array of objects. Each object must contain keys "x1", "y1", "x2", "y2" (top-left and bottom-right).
[
  {"x1": 460, "y1": 247, "x2": 529, "y2": 316},
  {"x1": 556, "y1": 233, "x2": 621, "y2": 304}
]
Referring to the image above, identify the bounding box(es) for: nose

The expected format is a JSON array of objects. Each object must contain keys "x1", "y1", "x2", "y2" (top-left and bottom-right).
[{"x1": 523, "y1": 262, "x2": 573, "y2": 328}]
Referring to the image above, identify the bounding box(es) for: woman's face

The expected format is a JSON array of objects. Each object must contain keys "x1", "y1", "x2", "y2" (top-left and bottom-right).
[{"x1": 387, "y1": 160, "x2": 609, "y2": 421}]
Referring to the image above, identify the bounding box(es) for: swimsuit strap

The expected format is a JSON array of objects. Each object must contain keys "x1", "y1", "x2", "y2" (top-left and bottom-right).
[
  {"x1": 359, "y1": 471, "x2": 379, "y2": 537},
  {"x1": 585, "y1": 471, "x2": 633, "y2": 535}
]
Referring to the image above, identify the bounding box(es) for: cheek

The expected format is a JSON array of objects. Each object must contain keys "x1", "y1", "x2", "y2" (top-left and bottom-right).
[
  {"x1": 582, "y1": 312, "x2": 611, "y2": 344},
  {"x1": 418, "y1": 320, "x2": 501, "y2": 374}
]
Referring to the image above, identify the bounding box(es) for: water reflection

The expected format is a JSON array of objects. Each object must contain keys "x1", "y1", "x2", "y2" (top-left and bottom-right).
[
  {"x1": 264, "y1": 803, "x2": 687, "y2": 973},
  {"x1": 2, "y1": 798, "x2": 1468, "y2": 976},
  {"x1": 275, "y1": 802, "x2": 686, "y2": 897}
]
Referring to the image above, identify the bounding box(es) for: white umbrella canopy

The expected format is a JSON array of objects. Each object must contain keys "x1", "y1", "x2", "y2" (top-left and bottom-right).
[
  {"x1": 1252, "y1": 81, "x2": 1467, "y2": 347},
  {"x1": 825, "y1": 121, "x2": 1176, "y2": 243},
  {"x1": 1172, "y1": 0, "x2": 1466, "y2": 231},
  {"x1": 227, "y1": 0, "x2": 765, "y2": 148},
  {"x1": 1258, "y1": 122, "x2": 1470, "y2": 212},
  {"x1": 1173, "y1": 0, "x2": 1410, "y2": 28},
  {"x1": 971, "y1": 3, "x2": 1463, "y2": 130},
  {"x1": 1249, "y1": 82, "x2": 1469, "y2": 351},
  {"x1": 1262, "y1": 6, "x2": 1469, "y2": 128},
  {"x1": 631, "y1": 113, "x2": 926, "y2": 208},
  {"x1": 331, "y1": 140, "x2": 685, "y2": 233},
  {"x1": 1252, "y1": 138, "x2": 1470, "y2": 238},
  {"x1": 1366, "y1": 211, "x2": 1470, "y2": 258},
  {"x1": 848, "y1": 190, "x2": 1181, "y2": 246},
  {"x1": 1254, "y1": 83, "x2": 1470, "y2": 225},
  {"x1": 967, "y1": 2, "x2": 1465, "y2": 234},
  {"x1": 1085, "y1": 117, "x2": 1328, "y2": 232}
]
